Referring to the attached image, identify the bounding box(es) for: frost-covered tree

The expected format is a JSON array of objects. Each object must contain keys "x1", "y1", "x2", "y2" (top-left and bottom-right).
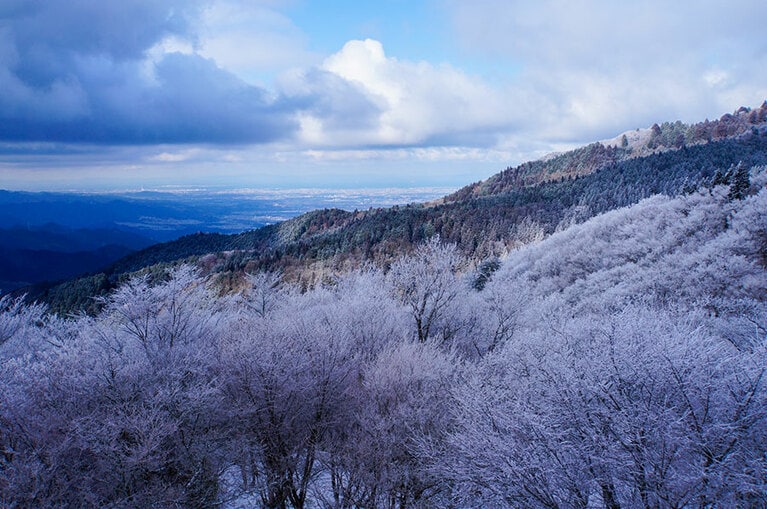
[
  {"x1": 324, "y1": 341, "x2": 457, "y2": 509},
  {"x1": 241, "y1": 270, "x2": 287, "y2": 319},
  {"x1": 728, "y1": 161, "x2": 751, "y2": 200},
  {"x1": 387, "y1": 236, "x2": 465, "y2": 343},
  {"x1": 0, "y1": 267, "x2": 227, "y2": 507},
  {"x1": 219, "y1": 288, "x2": 359, "y2": 509},
  {"x1": 432, "y1": 307, "x2": 767, "y2": 507},
  {"x1": 471, "y1": 276, "x2": 531, "y2": 355},
  {"x1": 329, "y1": 268, "x2": 409, "y2": 358}
]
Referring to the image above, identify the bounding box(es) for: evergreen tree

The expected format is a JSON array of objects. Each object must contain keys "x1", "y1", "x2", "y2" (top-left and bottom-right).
[
  {"x1": 728, "y1": 162, "x2": 751, "y2": 200},
  {"x1": 711, "y1": 170, "x2": 728, "y2": 187},
  {"x1": 472, "y1": 257, "x2": 501, "y2": 291}
]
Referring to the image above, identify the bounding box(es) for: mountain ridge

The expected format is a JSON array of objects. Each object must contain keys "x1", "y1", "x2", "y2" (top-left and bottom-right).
[{"x1": 447, "y1": 101, "x2": 767, "y2": 202}]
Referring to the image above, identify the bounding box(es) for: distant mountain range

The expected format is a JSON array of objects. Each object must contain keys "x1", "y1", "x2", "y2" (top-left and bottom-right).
[
  {"x1": 0, "y1": 224, "x2": 155, "y2": 294},
  {"x1": 15, "y1": 102, "x2": 767, "y2": 314}
]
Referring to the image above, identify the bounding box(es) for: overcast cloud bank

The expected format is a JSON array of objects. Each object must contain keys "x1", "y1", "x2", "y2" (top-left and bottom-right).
[{"x1": 1, "y1": 0, "x2": 766, "y2": 188}]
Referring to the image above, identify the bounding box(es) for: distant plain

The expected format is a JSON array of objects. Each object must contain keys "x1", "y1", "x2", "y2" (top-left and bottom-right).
[{"x1": 0, "y1": 187, "x2": 453, "y2": 293}]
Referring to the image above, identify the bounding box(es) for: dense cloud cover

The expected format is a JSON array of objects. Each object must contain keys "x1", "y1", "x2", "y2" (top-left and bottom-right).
[
  {"x1": 446, "y1": 0, "x2": 767, "y2": 139},
  {"x1": 0, "y1": 0, "x2": 512, "y2": 150},
  {"x1": 0, "y1": 1, "x2": 296, "y2": 144},
  {"x1": 2, "y1": 0, "x2": 767, "y2": 189}
]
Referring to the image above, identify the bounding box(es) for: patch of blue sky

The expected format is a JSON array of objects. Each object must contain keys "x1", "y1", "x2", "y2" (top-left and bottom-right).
[
  {"x1": 286, "y1": 1, "x2": 522, "y2": 82},
  {"x1": 288, "y1": 1, "x2": 449, "y2": 62}
]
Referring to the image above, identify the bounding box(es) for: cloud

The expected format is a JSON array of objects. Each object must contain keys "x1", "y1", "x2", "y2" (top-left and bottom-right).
[
  {"x1": 0, "y1": 0, "x2": 297, "y2": 145},
  {"x1": 5, "y1": 0, "x2": 767, "y2": 188},
  {"x1": 289, "y1": 39, "x2": 517, "y2": 148},
  {"x1": 444, "y1": 0, "x2": 767, "y2": 141},
  {"x1": 195, "y1": 1, "x2": 319, "y2": 84}
]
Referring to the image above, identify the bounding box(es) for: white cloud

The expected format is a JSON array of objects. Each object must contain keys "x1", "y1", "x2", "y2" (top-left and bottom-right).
[
  {"x1": 301, "y1": 146, "x2": 518, "y2": 163},
  {"x1": 444, "y1": 0, "x2": 767, "y2": 141},
  {"x1": 290, "y1": 39, "x2": 517, "y2": 148},
  {"x1": 195, "y1": 1, "x2": 318, "y2": 86},
  {"x1": 149, "y1": 148, "x2": 202, "y2": 162},
  {"x1": 703, "y1": 69, "x2": 729, "y2": 89}
]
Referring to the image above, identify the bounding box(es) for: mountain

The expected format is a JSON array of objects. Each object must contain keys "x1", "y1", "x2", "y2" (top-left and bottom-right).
[
  {"x1": 0, "y1": 224, "x2": 156, "y2": 294},
  {"x1": 0, "y1": 191, "x2": 203, "y2": 241},
  {"x1": 3, "y1": 155, "x2": 766, "y2": 508},
  {"x1": 446, "y1": 101, "x2": 767, "y2": 201},
  {"x1": 21, "y1": 104, "x2": 767, "y2": 314},
  {"x1": 3, "y1": 106, "x2": 767, "y2": 508},
  {"x1": 0, "y1": 188, "x2": 455, "y2": 297},
  {"x1": 0, "y1": 223, "x2": 153, "y2": 252}
]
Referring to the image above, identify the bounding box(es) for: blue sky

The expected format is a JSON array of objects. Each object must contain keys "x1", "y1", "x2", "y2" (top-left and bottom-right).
[{"x1": 2, "y1": 0, "x2": 766, "y2": 191}]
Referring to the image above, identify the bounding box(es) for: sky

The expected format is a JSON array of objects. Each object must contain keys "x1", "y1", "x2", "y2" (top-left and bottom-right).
[{"x1": 1, "y1": 0, "x2": 766, "y2": 191}]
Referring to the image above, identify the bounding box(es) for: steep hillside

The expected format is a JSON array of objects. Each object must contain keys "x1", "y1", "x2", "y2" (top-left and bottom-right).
[
  {"x1": 495, "y1": 174, "x2": 767, "y2": 317},
  {"x1": 26, "y1": 106, "x2": 767, "y2": 314}
]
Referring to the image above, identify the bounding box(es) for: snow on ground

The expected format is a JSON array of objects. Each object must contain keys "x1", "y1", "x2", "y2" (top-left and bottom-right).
[{"x1": 600, "y1": 127, "x2": 652, "y2": 149}]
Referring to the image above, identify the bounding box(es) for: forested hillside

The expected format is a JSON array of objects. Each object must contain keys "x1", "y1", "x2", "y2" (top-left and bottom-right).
[
  {"x1": 448, "y1": 101, "x2": 767, "y2": 200},
  {"x1": 2, "y1": 167, "x2": 765, "y2": 507},
  {"x1": 24, "y1": 106, "x2": 767, "y2": 315}
]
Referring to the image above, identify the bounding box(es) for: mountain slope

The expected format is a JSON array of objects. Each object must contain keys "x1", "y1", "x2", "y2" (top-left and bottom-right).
[
  {"x1": 495, "y1": 177, "x2": 767, "y2": 316},
  {"x1": 3, "y1": 161, "x2": 766, "y2": 508},
  {"x1": 108, "y1": 126, "x2": 767, "y2": 267},
  {"x1": 26, "y1": 105, "x2": 767, "y2": 314},
  {"x1": 447, "y1": 101, "x2": 767, "y2": 201}
]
